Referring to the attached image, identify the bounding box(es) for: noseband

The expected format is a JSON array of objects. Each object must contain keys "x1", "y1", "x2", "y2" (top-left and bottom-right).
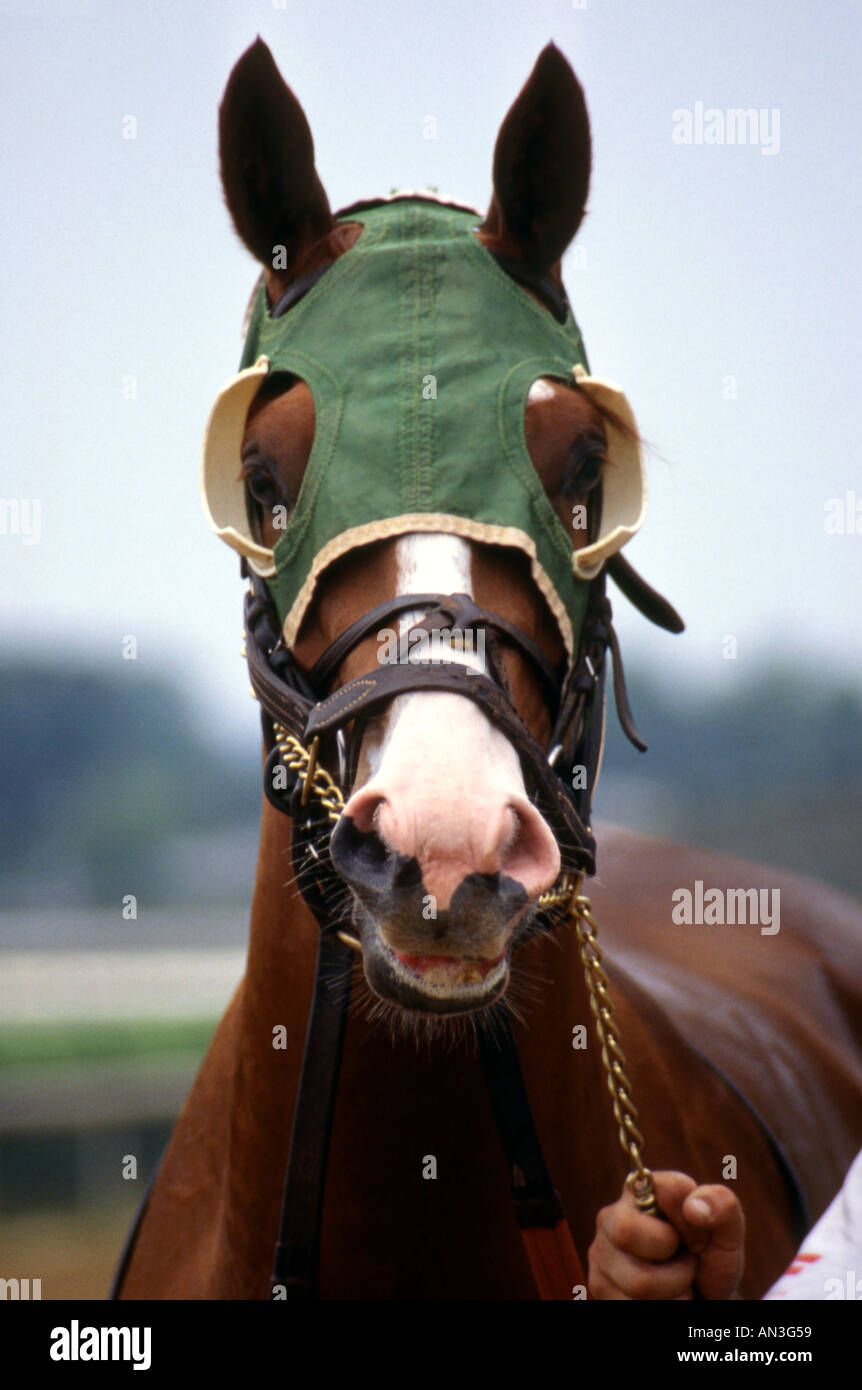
[
  {"x1": 240, "y1": 550, "x2": 683, "y2": 1300},
  {"x1": 249, "y1": 580, "x2": 596, "y2": 875}
]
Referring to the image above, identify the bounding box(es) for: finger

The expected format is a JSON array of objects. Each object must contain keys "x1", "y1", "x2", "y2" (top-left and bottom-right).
[
  {"x1": 682, "y1": 1185, "x2": 745, "y2": 1301},
  {"x1": 653, "y1": 1174, "x2": 723, "y2": 1251},
  {"x1": 661, "y1": 1183, "x2": 744, "y2": 1259},
  {"x1": 683, "y1": 1184, "x2": 745, "y2": 1250},
  {"x1": 591, "y1": 1243, "x2": 699, "y2": 1301},
  {"x1": 632, "y1": 1170, "x2": 704, "y2": 1243},
  {"x1": 596, "y1": 1193, "x2": 682, "y2": 1263},
  {"x1": 594, "y1": 1170, "x2": 701, "y2": 1262}
]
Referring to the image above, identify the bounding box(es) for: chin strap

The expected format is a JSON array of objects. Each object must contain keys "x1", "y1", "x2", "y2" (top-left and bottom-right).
[
  {"x1": 270, "y1": 928, "x2": 354, "y2": 1300},
  {"x1": 477, "y1": 1008, "x2": 589, "y2": 1296}
]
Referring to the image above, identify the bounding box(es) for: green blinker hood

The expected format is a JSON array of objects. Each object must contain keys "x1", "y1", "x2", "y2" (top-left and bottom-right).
[{"x1": 202, "y1": 195, "x2": 647, "y2": 659}]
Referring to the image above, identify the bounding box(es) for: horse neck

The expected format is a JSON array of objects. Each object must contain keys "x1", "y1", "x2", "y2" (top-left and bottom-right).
[
  {"x1": 245, "y1": 790, "x2": 320, "y2": 1006},
  {"x1": 205, "y1": 793, "x2": 320, "y2": 1297}
]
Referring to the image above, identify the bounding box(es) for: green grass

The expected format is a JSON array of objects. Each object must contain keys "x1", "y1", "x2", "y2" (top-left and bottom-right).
[{"x1": 0, "y1": 1018, "x2": 219, "y2": 1069}]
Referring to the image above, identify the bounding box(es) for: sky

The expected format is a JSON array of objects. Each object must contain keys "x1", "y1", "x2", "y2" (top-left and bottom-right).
[{"x1": 2, "y1": 0, "x2": 861, "y2": 744}]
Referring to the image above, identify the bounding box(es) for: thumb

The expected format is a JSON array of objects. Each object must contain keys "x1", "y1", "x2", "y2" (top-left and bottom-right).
[{"x1": 681, "y1": 1184, "x2": 745, "y2": 1300}]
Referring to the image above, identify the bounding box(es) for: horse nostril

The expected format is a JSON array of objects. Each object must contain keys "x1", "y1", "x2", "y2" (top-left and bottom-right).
[
  {"x1": 345, "y1": 789, "x2": 387, "y2": 836},
  {"x1": 330, "y1": 813, "x2": 421, "y2": 904},
  {"x1": 498, "y1": 800, "x2": 561, "y2": 900},
  {"x1": 330, "y1": 815, "x2": 387, "y2": 876}
]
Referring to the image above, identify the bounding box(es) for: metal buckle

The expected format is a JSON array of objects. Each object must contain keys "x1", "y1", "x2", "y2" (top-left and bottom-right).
[{"x1": 335, "y1": 729, "x2": 349, "y2": 789}]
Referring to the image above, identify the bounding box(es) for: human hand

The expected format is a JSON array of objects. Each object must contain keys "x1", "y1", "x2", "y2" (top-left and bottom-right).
[{"x1": 587, "y1": 1171, "x2": 744, "y2": 1300}]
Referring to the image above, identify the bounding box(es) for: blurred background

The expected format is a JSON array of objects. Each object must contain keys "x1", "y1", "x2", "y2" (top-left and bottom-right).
[{"x1": 2, "y1": 0, "x2": 860, "y2": 1298}]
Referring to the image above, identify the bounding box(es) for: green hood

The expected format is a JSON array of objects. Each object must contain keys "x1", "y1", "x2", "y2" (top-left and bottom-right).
[{"x1": 202, "y1": 195, "x2": 646, "y2": 658}]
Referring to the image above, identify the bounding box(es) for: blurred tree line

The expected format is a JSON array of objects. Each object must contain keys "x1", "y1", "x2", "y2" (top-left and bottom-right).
[
  {"x1": 597, "y1": 664, "x2": 862, "y2": 898},
  {"x1": 2, "y1": 659, "x2": 861, "y2": 908},
  {"x1": 0, "y1": 664, "x2": 258, "y2": 907}
]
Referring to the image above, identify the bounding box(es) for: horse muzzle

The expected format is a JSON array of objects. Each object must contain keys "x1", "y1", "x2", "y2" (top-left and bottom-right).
[
  {"x1": 330, "y1": 813, "x2": 530, "y2": 1012},
  {"x1": 350, "y1": 907, "x2": 514, "y2": 1015}
]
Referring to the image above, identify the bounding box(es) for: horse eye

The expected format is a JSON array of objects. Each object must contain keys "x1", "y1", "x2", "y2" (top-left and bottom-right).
[
  {"x1": 247, "y1": 470, "x2": 280, "y2": 507},
  {"x1": 240, "y1": 460, "x2": 289, "y2": 512},
  {"x1": 578, "y1": 455, "x2": 604, "y2": 490},
  {"x1": 563, "y1": 453, "x2": 604, "y2": 497}
]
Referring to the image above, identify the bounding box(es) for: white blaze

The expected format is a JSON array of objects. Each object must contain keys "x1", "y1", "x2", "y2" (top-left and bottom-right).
[{"x1": 347, "y1": 534, "x2": 559, "y2": 907}]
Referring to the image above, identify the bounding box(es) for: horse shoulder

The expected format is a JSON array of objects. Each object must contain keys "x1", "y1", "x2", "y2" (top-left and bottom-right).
[{"x1": 591, "y1": 825, "x2": 862, "y2": 1221}]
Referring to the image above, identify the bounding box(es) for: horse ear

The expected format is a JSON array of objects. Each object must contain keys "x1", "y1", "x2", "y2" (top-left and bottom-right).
[
  {"x1": 481, "y1": 44, "x2": 591, "y2": 273},
  {"x1": 218, "y1": 38, "x2": 334, "y2": 273}
]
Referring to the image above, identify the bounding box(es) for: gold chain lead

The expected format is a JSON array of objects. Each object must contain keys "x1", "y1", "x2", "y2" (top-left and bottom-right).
[{"x1": 565, "y1": 876, "x2": 659, "y2": 1216}]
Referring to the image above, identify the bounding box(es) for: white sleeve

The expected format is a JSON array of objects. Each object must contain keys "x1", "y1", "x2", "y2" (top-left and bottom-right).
[{"x1": 763, "y1": 1148, "x2": 862, "y2": 1300}]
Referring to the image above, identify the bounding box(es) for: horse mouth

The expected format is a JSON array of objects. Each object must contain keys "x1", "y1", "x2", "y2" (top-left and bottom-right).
[{"x1": 356, "y1": 917, "x2": 510, "y2": 1014}]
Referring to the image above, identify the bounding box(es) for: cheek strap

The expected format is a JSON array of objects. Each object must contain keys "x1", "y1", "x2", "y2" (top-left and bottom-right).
[{"x1": 607, "y1": 552, "x2": 685, "y2": 633}]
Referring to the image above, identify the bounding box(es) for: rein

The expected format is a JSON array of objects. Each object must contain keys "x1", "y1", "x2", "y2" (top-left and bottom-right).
[{"x1": 243, "y1": 556, "x2": 683, "y2": 1300}]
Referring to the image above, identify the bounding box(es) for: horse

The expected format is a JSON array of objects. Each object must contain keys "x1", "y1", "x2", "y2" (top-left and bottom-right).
[{"x1": 113, "y1": 40, "x2": 862, "y2": 1301}]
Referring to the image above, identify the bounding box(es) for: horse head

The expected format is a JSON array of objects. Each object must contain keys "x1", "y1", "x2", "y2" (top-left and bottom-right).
[{"x1": 204, "y1": 39, "x2": 657, "y2": 1022}]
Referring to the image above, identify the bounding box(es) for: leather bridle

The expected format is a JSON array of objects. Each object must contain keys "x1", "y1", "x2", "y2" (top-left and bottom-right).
[{"x1": 241, "y1": 548, "x2": 684, "y2": 1300}]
